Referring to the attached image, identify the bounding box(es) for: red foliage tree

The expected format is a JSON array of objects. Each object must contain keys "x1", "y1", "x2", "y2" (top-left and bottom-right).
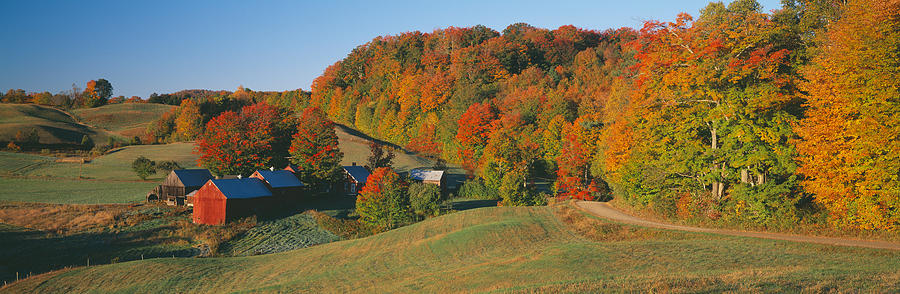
[
  {"x1": 289, "y1": 107, "x2": 344, "y2": 191},
  {"x1": 196, "y1": 103, "x2": 297, "y2": 176},
  {"x1": 455, "y1": 102, "x2": 499, "y2": 174}
]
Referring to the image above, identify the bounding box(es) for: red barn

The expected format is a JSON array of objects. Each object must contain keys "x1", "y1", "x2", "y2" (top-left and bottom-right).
[{"x1": 192, "y1": 178, "x2": 274, "y2": 225}]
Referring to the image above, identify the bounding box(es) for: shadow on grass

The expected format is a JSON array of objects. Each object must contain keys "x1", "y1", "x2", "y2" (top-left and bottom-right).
[
  {"x1": 449, "y1": 199, "x2": 498, "y2": 211},
  {"x1": 0, "y1": 225, "x2": 198, "y2": 285}
]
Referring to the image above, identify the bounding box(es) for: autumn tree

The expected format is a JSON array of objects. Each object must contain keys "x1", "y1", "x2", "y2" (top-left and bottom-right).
[
  {"x1": 620, "y1": 0, "x2": 804, "y2": 224},
  {"x1": 196, "y1": 102, "x2": 297, "y2": 177},
  {"x1": 795, "y1": 0, "x2": 900, "y2": 230},
  {"x1": 174, "y1": 99, "x2": 202, "y2": 141},
  {"x1": 289, "y1": 107, "x2": 344, "y2": 191},
  {"x1": 83, "y1": 79, "x2": 112, "y2": 107},
  {"x1": 365, "y1": 141, "x2": 395, "y2": 171},
  {"x1": 455, "y1": 102, "x2": 499, "y2": 175},
  {"x1": 145, "y1": 109, "x2": 176, "y2": 144},
  {"x1": 355, "y1": 167, "x2": 414, "y2": 231}
]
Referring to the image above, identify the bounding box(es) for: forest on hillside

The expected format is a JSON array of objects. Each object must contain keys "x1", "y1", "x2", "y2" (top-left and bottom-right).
[{"x1": 306, "y1": 0, "x2": 900, "y2": 231}]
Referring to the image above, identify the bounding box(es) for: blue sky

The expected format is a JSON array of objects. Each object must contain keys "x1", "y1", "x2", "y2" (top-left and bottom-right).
[{"x1": 0, "y1": 0, "x2": 782, "y2": 98}]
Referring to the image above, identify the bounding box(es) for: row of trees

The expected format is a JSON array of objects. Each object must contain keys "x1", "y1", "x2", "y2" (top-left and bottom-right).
[
  {"x1": 1, "y1": 79, "x2": 118, "y2": 108},
  {"x1": 193, "y1": 103, "x2": 344, "y2": 192},
  {"x1": 307, "y1": 0, "x2": 900, "y2": 230},
  {"x1": 144, "y1": 86, "x2": 311, "y2": 144}
]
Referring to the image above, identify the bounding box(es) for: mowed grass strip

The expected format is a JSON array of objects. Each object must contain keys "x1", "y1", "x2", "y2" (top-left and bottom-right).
[
  {"x1": 0, "y1": 177, "x2": 153, "y2": 204},
  {"x1": 5, "y1": 205, "x2": 899, "y2": 293}
]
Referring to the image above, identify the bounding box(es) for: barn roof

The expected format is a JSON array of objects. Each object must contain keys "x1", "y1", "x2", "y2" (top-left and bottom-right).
[
  {"x1": 409, "y1": 169, "x2": 445, "y2": 182},
  {"x1": 343, "y1": 166, "x2": 370, "y2": 184},
  {"x1": 253, "y1": 170, "x2": 305, "y2": 188},
  {"x1": 172, "y1": 169, "x2": 214, "y2": 187},
  {"x1": 210, "y1": 178, "x2": 273, "y2": 199}
]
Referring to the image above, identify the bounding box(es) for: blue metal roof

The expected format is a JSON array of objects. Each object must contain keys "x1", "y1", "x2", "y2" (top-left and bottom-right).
[
  {"x1": 343, "y1": 166, "x2": 370, "y2": 183},
  {"x1": 172, "y1": 169, "x2": 214, "y2": 187},
  {"x1": 210, "y1": 178, "x2": 273, "y2": 199},
  {"x1": 253, "y1": 170, "x2": 305, "y2": 188}
]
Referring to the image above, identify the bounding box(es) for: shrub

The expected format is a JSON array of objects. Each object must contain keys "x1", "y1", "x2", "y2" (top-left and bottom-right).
[
  {"x1": 459, "y1": 178, "x2": 499, "y2": 200},
  {"x1": 409, "y1": 182, "x2": 443, "y2": 217},
  {"x1": 80, "y1": 135, "x2": 93, "y2": 148},
  {"x1": 6, "y1": 141, "x2": 21, "y2": 152},
  {"x1": 355, "y1": 167, "x2": 414, "y2": 231},
  {"x1": 132, "y1": 156, "x2": 157, "y2": 180},
  {"x1": 498, "y1": 171, "x2": 546, "y2": 206}
]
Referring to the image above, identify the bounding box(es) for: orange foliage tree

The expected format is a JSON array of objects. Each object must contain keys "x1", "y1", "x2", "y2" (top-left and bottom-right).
[{"x1": 795, "y1": 0, "x2": 900, "y2": 230}]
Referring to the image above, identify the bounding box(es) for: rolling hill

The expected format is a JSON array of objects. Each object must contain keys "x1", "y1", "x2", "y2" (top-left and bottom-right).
[
  {"x1": 71, "y1": 103, "x2": 175, "y2": 138},
  {"x1": 4, "y1": 204, "x2": 898, "y2": 293},
  {"x1": 0, "y1": 103, "x2": 174, "y2": 147},
  {"x1": 0, "y1": 104, "x2": 108, "y2": 146}
]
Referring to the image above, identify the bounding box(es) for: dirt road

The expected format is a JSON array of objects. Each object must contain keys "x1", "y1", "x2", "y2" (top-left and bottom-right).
[{"x1": 575, "y1": 201, "x2": 900, "y2": 250}]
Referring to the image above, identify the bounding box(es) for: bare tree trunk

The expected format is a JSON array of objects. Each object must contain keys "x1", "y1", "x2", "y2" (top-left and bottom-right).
[{"x1": 710, "y1": 125, "x2": 724, "y2": 199}]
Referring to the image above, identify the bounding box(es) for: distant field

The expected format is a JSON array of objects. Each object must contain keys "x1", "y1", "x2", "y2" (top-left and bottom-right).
[
  {"x1": 0, "y1": 104, "x2": 109, "y2": 145},
  {"x1": 0, "y1": 177, "x2": 153, "y2": 204},
  {"x1": 17, "y1": 143, "x2": 200, "y2": 181},
  {"x1": 6, "y1": 204, "x2": 899, "y2": 293},
  {"x1": 71, "y1": 103, "x2": 174, "y2": 138}
]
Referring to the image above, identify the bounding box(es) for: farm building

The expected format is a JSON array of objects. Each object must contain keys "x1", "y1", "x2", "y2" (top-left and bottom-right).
[
  {"x1": 147, "y1": 169, "x2": 214, "y2": 206},
  {"x1": 192, "y1": 178, "x2": 275, "y2": 225},
  {"x1": 409, "y1": 169, "x2": 445, "y2": 187},
  {"x1": 250, "y1": 169, "x2": 305, "y2": 198},
  {"x1": 342, "y1": 165, "x2": 370, "y2": 195}
]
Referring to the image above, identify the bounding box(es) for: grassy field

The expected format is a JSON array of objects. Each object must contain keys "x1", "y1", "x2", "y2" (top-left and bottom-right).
[
  {"x1": 71, "y1": 103, "x2": 174, "y2": 138},
  {"x1": 0, "y1": 104, "x2": 109, "y2": 145},
  {"x1": 0, "y1": 143, "x2": 198, "y2": 204},
  {"x1": 0, "y1": 177, "x2": 154, "y2": 204},
  {"x1": 335, "y1": 126, "x2": 434, "y2": 172},
  {"x1": 5, "y1": 203, "x2": 898, "y2": 293},
  {"x1": 14, "y1": 143, "x2": 200, "y2": 181},
  {"x1": 0, "y1": 152, "x2": 56, "y2": 175}
]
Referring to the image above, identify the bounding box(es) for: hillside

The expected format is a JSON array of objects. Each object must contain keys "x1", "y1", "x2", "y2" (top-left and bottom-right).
[
  {"x1": 71, "y1": 103, "x2": 175, "y2": 138},
  {"x1": 0, "y1": 104, "x2": 109, "y2": 146},
  {"x1": 5, "y1": 204, "x2": 898, "y2": 293}
]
